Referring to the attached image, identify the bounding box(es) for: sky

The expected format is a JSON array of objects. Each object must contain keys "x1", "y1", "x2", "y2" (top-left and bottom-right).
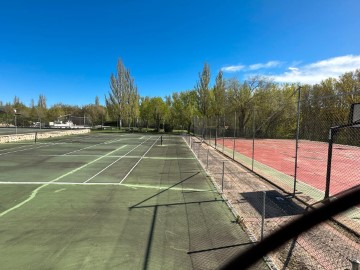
[{"x1": 0, "y1": 0, "x2": 360, "y2": 107}]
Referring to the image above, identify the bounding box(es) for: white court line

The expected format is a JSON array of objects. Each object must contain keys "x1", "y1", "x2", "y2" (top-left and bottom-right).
[
  {"x1": 0, "y1": 142, "x2": 59, "y2": 156},
  {"x1": 61, "y1": 138, "x2": 125, "y2": 156},
  {"x1": 0, "y1": 143, "x2": 128, "y2": 218},
  {"x1": 83, "y1": 136, "x2": 154, "y2": 183},
  {"x1": 35, "y1": 154, "x2": 196, "y2": 160},
  {"x1": 0, "y1": 135, "x2": 124, "y2": 157},
  {"x1": 0, "y1": 133, "x2": 101, "y2": 156},
  {"x1": 0, "y1": 181, "x2": 213, "y2": 192},
  {"x1": 0, "y1": 144, "x2": 33, "y2": 153},
  {"x1": 119, "y1": 136, "x2": 160, "y2": 184}
]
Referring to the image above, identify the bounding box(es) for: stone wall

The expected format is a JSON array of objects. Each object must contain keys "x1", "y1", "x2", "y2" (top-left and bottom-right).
[{"x1": 0, "y1": 129, "x2": 91, "y2": 143}]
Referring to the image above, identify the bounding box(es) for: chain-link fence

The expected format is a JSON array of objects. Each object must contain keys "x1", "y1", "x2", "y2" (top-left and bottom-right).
[
  {"x1": 189, "y1": 90, "x2": 360, "y2": 269},
  {"x1": 186, "y1": 135, "x2": 360, "y2": 269}
]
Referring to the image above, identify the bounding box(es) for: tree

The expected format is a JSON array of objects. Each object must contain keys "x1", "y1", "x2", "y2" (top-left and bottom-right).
[
  {"x1": 83, "y1": 104, "x2": 106, "y2": 126},
  {"x1": 226, "y1": 79, "x2": 252, "y2": 136},
  {"x1": 95, "y1": 96, "x2": 100, "y2": 106},
  {"x1": 105, "y1": 59, "x2": 138, "y2": 129},
  {"x1": 211, "y1": 70, "x2": 226, "y2": 140},
  {"x1": 38, "y1": 94, "x2": 47, "y2": 109},
  {"x1": 195, "y1": 63, "x2": 212, "y2": 137},
  {"x1": 149, "y1": 97, "x2": 168, "y2": 132},
  {"x1": 170, "y1": 90, "x2": 197, "y2": 133},
  {"x1": 139, "y1": 97, "x2": 152, "y2": 131}
]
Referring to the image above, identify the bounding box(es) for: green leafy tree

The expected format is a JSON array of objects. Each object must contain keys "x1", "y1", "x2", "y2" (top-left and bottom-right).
[
  {"x1": 170, "y1": 90, "x2": 197, "y2": 133},
  {"x1": 149, "y1": 97, "x2": 168, "y2": 132},
  {"x1": 195, "y1": 63, "x2": 212, "y2": 137},
  {"x1": 106, "y1": 59, "x2": 138, "y2": 129},
  {"x1": 226, "y1": 78, "x2": 252, "y2": 136},
  {"x1": 139, "y1": 96, "x2": 152, "y2": 131}
]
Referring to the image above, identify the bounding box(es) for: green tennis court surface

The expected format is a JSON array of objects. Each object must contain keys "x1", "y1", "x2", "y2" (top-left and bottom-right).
[{"x1": 0, "y1": 133, "x2": 268, "y2": 269}]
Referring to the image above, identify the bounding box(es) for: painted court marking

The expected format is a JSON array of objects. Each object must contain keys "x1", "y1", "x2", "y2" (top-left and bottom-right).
[
  {"x1": 0, "y1": 181, "x2": 213, "y2": 192},
  {"x1": 61, "y1": 137, "x2": 125, "y2": 156},
  {"x1": 83, "y1": 136, "x2": 154, "y2": 183},
  {"x1": 36, "y1": 154, "x2": 195, "y2": 160},
  {"x1": 0, "y1": 143, "x2": 128, "y2": 218},
  {"x1": 119, "y1": 137, "x2": 160, "y2": 184}
]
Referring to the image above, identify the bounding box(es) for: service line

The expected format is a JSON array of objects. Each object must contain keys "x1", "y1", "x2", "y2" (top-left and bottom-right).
[
  {"x1": 83, "y1": 136, "x2": 154, "y2": 183},
  {"x1": 119, "y1": 136, "x2": 160, "y2": 184},
  {"x1": 0, "y1": 143, "x2": 128, "y2": 218}
]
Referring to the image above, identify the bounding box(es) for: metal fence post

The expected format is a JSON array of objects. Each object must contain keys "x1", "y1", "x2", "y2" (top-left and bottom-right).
[
  {"x1": 198, "y1": 141, "x2": 200, "y2": 157},
  {"x1": 261, "y1": 191, "x2": 266, "y2": 241},
  {"x1": 206, "y1": 149, "x2": 209, "y2": 170},
  {"x1": 222, "y1": 161, "x2": 225, "y2": 192},
  {"x1": 215, "y1": 117, "x2": 218, "y2": 149},
  {"x1": 350, "y1": 259, "x2": 359, "y2": 270},
  {"x1": 325, "y1": 128, "x2": 336, "y2": 199},
  {"x1": 233, "y1": 110, "x2": 236, "y2": 160},
  {"x1": 223, "y1": 115, "x2": 225, "y2": 153},
  {"x1": 252, "y1": 107, "x2": 256, "y2": 171},
  {"x1": 293, "y1": 86, "x2": 301, "y2": 197}
]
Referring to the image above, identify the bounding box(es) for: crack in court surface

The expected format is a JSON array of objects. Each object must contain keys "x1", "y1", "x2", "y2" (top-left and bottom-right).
[{"x1": 0, "y1": 143, "x2": 128, "y2": 218}]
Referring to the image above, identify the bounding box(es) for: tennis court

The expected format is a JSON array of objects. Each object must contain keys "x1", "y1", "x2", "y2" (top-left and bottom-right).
[
  {"x1": 0, "y1": 127, "x2": 52, "y2": 135},
  {"x1": 0, "y1": 133, "x2": 267, "y2": 269},
  {"x1": 217, "y1": 138, "x2": 360, "y2": 197}
]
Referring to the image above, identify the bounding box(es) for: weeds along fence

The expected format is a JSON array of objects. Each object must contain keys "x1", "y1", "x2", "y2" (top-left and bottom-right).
[
  {"x1": 186, "y1": 135, "x2": 360, "y2": 270},
  {"x1": 189, "y1": 89, "x2": 360, "y2": 268}
]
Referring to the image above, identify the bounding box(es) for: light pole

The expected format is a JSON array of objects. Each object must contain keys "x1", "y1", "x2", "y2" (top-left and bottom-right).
[{"x1": 14, "y1": 109, "x2": 17, "y2": 134}]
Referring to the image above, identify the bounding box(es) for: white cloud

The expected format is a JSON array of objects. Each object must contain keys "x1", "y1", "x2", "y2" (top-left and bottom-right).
[
  {"x1": 288, "y1": 67, "x2": 299, "y2": 71},
  {"x1": 221, "y1": 65, "x2": 245, "y2": 72},
  {"x1": 222, "y1": 61, "x2": 281, "y2": 73},
  {"x1": 249, "y1": 61, "x2": 281, "y2": 70},
  {"x1": 269, "y1": 55, "x2": 360, "y2": 84}
]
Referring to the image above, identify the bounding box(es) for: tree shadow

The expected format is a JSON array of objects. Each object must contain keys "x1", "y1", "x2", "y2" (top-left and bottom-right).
[{"x1": 240, "y1": 190, "x2": 305, "y2": 218}]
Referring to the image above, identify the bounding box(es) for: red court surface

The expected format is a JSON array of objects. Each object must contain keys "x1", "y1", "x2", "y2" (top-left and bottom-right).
[{"x1": 218, "y1": 138, "x2": 360, "y2": 196}]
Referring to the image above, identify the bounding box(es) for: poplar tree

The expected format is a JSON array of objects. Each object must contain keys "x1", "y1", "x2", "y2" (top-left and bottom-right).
[
  {"x1": 106, "y1": 59, "x2": 139, "y2": 129},
  {"x1": 195, "y1": 63, "x2": 211, "y2": 137}
]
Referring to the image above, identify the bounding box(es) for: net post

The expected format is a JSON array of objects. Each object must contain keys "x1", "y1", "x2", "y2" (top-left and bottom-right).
[
  {"x1": 35, "y1": 132, "x2": 38, "y2": 144},
  {"x1": 261, "y1": 191, "x2": 266, "y2": 241},
  {"x1": 161, "y1": 135, "x2": 163, "y2": 146}
]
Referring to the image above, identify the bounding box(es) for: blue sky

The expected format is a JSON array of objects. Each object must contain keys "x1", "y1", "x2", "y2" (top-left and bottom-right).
[{"x1": 0, "y1": 0, "x2": 359, "y2": 107}]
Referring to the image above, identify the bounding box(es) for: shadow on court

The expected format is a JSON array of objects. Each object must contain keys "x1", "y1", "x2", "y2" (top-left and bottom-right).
[{"x1": 128, "y1": 172, "x2": 200, "y2": 209}]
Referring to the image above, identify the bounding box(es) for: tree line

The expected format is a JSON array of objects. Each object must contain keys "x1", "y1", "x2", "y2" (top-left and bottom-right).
[{"x1": 1, "y1": 58, "x2": 359, "y2": 143}]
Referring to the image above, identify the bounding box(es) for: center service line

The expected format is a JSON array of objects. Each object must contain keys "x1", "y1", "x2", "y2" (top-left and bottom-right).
[
  {"x1": 83, "y1": 136, "x2": 154, "y2": 183},
  {"x1": 119, "y1": 136, "x2": 160, "y2": 184}
]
